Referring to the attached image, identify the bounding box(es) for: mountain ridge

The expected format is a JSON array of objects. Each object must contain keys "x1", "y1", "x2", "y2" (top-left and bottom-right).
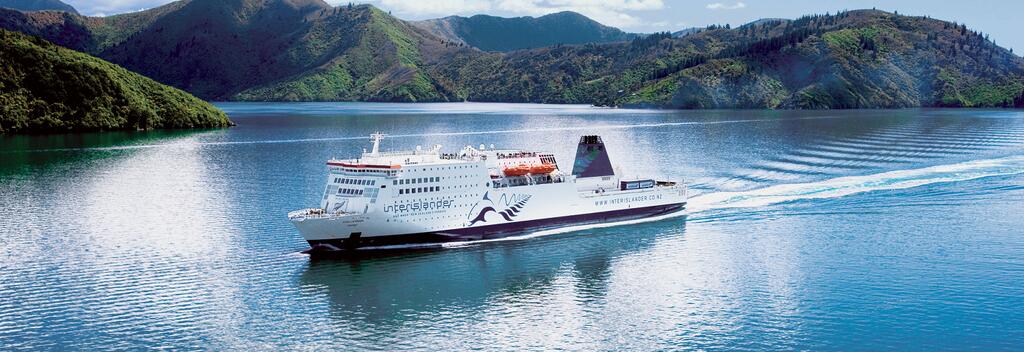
[{"x1": 1, "y1": 2, "x2": 1023, "y2": 109}]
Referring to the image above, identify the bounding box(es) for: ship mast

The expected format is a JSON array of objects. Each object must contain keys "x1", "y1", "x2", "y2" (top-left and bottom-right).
[{"x1": 369, "y1": 132, "x2": 385, "y2": 156}]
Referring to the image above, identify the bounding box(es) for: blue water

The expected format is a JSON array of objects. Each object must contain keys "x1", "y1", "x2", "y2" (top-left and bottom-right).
[{"x1": 2, "y1": 103, "x2": 1024, "y2": 350}]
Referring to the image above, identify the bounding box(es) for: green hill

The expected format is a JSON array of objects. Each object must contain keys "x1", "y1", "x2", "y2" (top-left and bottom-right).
[
  {"x1": 233, "y1": 4, "x2": 459, "y2": 102},
  {"x1": 0, "y1": 29, "x2": 231, "y2": 133},
  {"x1": 0, "y1": 1, "x2": 466, "y2": 101},
  {"x1": 412, "y1": 11, "x2": 636, "y2": 52},
  {"x1": 2, "y1": 3, "x2": 1023, "y2": 109},
  {"x1": 0, "y1": 0, "x2": 76, "y2": 14},
  {"x1": 440, "y1": 10, "x2": 1024, "y2": 108}
]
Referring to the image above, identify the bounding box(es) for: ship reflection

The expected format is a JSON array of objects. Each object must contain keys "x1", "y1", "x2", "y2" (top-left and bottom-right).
[{"x1": 297, "y1": 218, "x2": 687, "y2": 326}]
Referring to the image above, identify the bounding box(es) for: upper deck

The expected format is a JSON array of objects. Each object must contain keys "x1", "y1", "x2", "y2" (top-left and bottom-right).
[{"x1": 329, "y1": 133, "x2": 558, "y2": 177}]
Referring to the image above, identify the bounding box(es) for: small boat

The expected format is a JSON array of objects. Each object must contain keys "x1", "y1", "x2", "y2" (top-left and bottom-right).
[
  {"x1": 530, "y1": 163, "x2": 556, "y2": 174},
  {"x1": 502, "y1": 164, "x2": 531, "y2": 176}
]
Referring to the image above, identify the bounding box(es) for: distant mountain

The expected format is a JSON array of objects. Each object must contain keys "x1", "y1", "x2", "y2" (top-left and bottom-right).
[
  {"x1": 3, "y1": 3, "x2": 1023, "y2": 109},
  {"x1": 0, "y1": 0, "x2": 76, "y2": 14},
  {"x1": 440, "y1": 10, "x2": 1024, "y2": 109},
  {"x1": 0, "y1": 29, "x2": 230, "y2": 133},
  {"x1": 413, "y1": 11, "x2": 636, "y2": 52}
]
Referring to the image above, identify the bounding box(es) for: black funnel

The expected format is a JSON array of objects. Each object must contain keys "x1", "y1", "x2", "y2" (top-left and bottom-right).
[{"x1": 571, "y1": 135, "x2": 614, "y2": 178}]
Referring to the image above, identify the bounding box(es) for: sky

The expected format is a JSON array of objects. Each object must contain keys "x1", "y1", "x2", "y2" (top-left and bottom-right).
[{"x1": 64, "y1": 0, "x2": 1023, "y2": 54}]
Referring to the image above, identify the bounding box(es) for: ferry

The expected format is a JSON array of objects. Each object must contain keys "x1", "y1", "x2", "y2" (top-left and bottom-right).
[{"x1": 288, "y1": 133, "x2": 687, "y2": 251}]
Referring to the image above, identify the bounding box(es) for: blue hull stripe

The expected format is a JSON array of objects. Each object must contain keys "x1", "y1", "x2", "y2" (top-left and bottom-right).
[{"x1": 308, "y1": 202, "x2": 686, "y2": 250}]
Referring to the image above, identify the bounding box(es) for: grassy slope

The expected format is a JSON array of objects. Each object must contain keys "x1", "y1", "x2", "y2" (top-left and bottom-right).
[{"x1": 0, "y1": 29, "x2": 230, "y2": 133}]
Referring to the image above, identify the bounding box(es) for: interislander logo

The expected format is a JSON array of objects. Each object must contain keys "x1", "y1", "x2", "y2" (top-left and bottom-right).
[
  {"x1": 467, "y1": 191, "x2": 531, "y2": 226},
  {"x1": 384, "y1": 199, "x2": 454, "y2": 214}
]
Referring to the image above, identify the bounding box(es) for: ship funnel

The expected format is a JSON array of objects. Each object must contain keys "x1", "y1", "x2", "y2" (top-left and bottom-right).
[{"x1": 571, "y1": 135, "x2": 615, "y2": 178}]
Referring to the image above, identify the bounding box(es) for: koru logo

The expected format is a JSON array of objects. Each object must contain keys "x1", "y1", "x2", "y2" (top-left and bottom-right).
[{"x1": 467, "y1": 192, "x2": 531, "y2": 226}]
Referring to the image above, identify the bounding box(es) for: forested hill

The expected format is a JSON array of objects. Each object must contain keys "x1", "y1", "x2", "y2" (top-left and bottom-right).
[
  {"x1": 1, "y1": 2, "x2": 1023, "y2": 109},
  {"x1": 0, "y1": 1, "x2": 472, "y2": 101},
  {"x1": 440, "y1": 10, "x2": 1024, "y2": 109},
  {"x1": 412, "y1": 11, "x2": 636, "y2": 52},
  {"x1": 0, "y1": 29, "x2": 231, "y2": 133},
  {"x1": 0, "y1": 0, "x2": 76, "y2": 14}
]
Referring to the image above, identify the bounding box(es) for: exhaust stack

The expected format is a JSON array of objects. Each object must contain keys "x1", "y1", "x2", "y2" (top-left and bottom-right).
[{"x1": 571, "y1": 135, "x2": 615, "y2": 178}]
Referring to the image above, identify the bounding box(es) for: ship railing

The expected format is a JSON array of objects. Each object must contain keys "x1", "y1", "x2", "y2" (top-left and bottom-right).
[{"x1": 288, "y1": 208, "x2": 355, "y2": 220}]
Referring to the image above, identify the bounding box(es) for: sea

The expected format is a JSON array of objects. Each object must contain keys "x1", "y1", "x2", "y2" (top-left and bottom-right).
[{"x1": 2, "y1": 103, "x2": 1023, "y2": 350}]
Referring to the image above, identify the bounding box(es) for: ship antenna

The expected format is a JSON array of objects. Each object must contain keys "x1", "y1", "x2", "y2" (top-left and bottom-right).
[{"x1": 370, "y1": 132, "x2": 385, "y2": 156}]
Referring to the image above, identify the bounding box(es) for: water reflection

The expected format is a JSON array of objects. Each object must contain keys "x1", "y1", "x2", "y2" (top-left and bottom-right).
[
  {"x1": 2, "y1": 104, "x2": 1024, "y2": 350},
  {"x1": 298, "y1": 219, "x2": 685, "y2": 323}
]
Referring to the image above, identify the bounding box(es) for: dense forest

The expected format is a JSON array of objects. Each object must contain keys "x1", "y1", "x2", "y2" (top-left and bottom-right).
[
  {"x1": 0, "y1": 29, "x2": 231, "y2": 133},
  {"x1": 1, "y1": 1, "x2": 1023, "y2": 109}
]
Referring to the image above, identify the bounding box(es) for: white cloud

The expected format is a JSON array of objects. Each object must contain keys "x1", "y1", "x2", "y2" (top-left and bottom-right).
[
  {"x1": 705, "y1": 2, "x2": 746, "y2": 10},
  {"x1": 346, "y1": 0, "x2": 491, "y2": 16},
  {"x1": 356, "y1": 0, "x2": 664, "y2": 28}
]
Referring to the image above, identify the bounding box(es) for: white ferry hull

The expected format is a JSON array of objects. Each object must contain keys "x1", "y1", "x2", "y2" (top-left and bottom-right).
[{"x1": 291, "y1": 184, "x2": 686, "y2": 249}]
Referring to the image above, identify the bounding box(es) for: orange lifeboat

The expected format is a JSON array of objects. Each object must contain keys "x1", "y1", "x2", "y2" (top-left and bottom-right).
[
  {"x1": 530, "y1": 163, "x2": 556, "y2": 174},
  {"x1": 502, "y1": 164, "x2": 531, "y2": 176}
]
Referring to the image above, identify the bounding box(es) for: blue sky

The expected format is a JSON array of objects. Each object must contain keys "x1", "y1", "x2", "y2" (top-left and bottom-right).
[{"x1": 65, "y1": 0, "x2": 1023, "y2": 53}]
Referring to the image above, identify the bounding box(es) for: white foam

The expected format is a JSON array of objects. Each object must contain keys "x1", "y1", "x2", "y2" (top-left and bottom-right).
[{"x1": 687, "y1": 155, "x2": 1024, "y2": 212}]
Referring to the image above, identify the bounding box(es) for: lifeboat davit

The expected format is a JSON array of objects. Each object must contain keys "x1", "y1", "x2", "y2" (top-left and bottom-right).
[
  {"x1": 502, "y1": 164, "x2": 532, "y2": 176},
  {"x1": 530, "y1": 163, "x2": 556, "y2": 174}
]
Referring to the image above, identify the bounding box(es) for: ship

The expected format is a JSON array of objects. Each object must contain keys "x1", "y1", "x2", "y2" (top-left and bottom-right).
[{"x1": 288, "y1": 133, "x2": 687, "y2": 251}]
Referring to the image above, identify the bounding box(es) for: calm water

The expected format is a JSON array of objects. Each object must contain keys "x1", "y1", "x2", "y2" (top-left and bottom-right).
[{"x1": 2, "y1": 103, "x2": 1024, "y2": 350}]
